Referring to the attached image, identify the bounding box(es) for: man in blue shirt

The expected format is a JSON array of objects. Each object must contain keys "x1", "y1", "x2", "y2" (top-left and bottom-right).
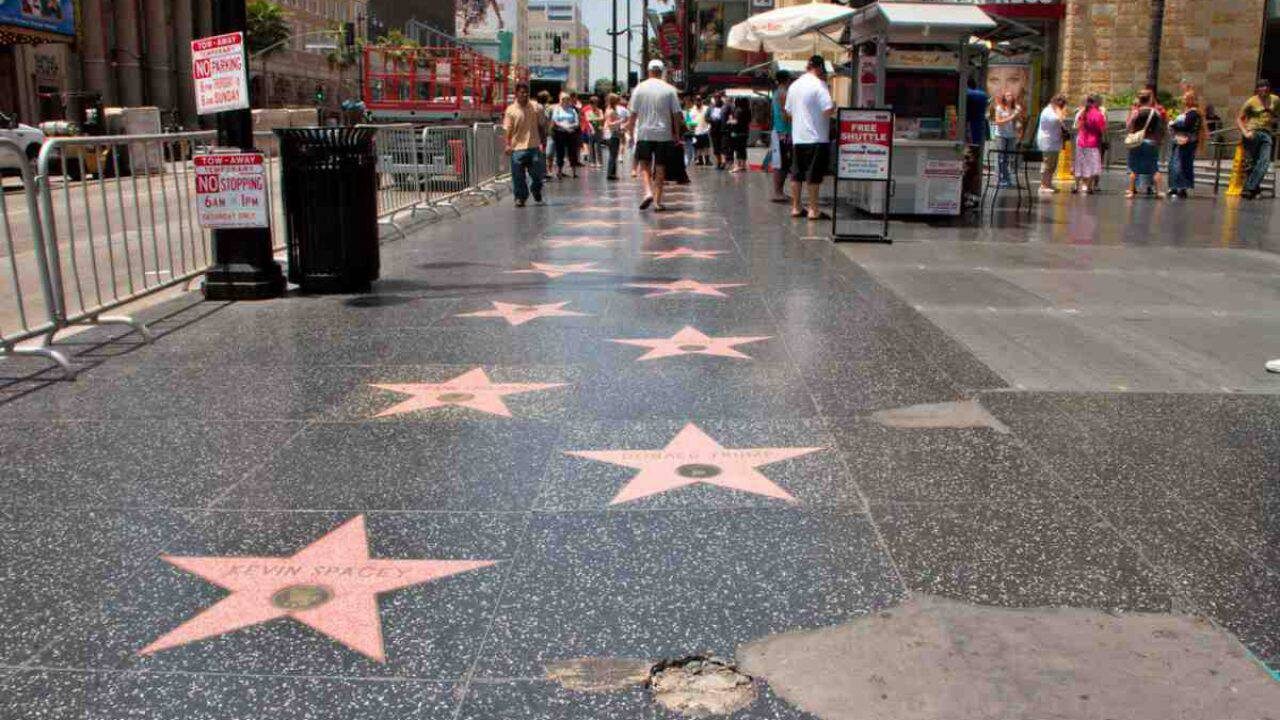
[
  {"x1": 965, "y1": 77, "x2": 989, "y2": 147},
  {"x1": 963, "y1": 77, "x2": 990, "y2": 207}
]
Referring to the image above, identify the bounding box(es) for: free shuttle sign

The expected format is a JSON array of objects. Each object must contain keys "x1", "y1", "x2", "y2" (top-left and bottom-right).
[{"x1": 192, "y1": 32, "x2": 250, "y2": 115}]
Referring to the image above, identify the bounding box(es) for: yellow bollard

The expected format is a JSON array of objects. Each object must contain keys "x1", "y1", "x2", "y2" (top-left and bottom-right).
[
  {"x1": 1226, "y1": 144, "x2": 1247, "y2": 197},
  {"x1": 1056, "y1": 140, "x2": 1075, "y2": 184}
]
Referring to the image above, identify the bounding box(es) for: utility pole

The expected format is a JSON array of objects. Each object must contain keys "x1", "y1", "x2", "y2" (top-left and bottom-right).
[
  {"x1": 1146, "y1": 0, "x2": 1165, "y2": 93},
  {"x1": 203, "y1": 0, "x2": 285, "y2": 301},
  {"x1": 611, "y1": 0, "x2": 619, "y2": 92},
  {"x1": 626, "y1": 0, "x2": 632, "y2": 90}
]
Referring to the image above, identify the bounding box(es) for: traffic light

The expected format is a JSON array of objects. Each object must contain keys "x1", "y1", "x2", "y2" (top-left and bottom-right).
[
  {"x1": 553, "y1": 35, "x2": 562, "y2": 54},
  {"x1": 343, "y1": 22, "x2": 355, "y2": 49},
  {"x1": 315, "y1": 83, "x2": 325, "y2": 104}
]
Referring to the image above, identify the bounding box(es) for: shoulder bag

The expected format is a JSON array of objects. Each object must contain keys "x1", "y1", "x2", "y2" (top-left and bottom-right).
[{"x1": 1125, "y1": 109, "x2": 1154, "y2": 149}]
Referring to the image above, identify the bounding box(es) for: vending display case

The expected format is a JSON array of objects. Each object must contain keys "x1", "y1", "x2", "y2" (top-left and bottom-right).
[{"x1": 845, "y1": 2, "x2": 996, "y2": 216}]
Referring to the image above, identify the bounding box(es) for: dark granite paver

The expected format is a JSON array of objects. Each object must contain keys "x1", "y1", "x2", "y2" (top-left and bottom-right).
[{"x1": 2, "y1": 167, "x2": 1276, "y2": 717}]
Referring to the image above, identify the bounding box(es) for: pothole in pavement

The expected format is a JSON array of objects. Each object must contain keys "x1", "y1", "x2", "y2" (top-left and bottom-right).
[
  {"x1": 544, "y1": 655, "x2": 758, "y2": 716},
  {"x1": 648, "y1": 656, "x2": 756, "y2": 717}
]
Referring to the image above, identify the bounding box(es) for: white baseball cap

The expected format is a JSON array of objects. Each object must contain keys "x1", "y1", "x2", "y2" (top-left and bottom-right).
[{"x1": 647, "y1": 59, "x2": 665, "y2": 73}]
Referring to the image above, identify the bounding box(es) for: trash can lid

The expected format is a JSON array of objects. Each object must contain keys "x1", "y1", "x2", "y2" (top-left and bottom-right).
[{"x1": 273, "y1": 126, "x2": 379, "y2": 148}]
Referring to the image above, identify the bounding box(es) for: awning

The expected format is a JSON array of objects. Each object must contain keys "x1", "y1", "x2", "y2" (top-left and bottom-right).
[
  {"x1": 775, "y1": 59, "x2": 835, "y2": 75},
  {"x1": 849, "y1": 2, "x2": 997, "y2": 40},
  {"x1": 879, "y1": 2, "x2": 998, "y2": 29}
]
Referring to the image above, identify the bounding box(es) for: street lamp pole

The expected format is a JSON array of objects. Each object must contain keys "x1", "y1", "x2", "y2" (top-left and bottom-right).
[
  {"x1": 204, "y1": 0, "x2": 285, "y2": 301},
  {"x1": 642, "y1": 0, "x2": 651, "y2": 72},
  {"x1": 626, "y1": 0, "x2": 632, "y2": 90},
  {"x1": 611, "y1": 0, "x2": 619, "y2": 91}
]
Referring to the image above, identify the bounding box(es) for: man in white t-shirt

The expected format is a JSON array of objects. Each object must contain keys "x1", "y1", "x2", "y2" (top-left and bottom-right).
[
  {"x1": 784, "y1": 55, "x2": 836, "y2": 221},
  {"x1": 626, "y1": 59, "x2": 683, "y2": 210}
]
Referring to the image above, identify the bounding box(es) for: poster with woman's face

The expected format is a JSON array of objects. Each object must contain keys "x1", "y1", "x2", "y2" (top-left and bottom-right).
[{"x1": 987, "y1": 61, "x2": 1030, "y2": 109}]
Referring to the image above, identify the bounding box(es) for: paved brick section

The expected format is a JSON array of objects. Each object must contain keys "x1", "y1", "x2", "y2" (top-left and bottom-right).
[{"x1": 0, "y1": 169, "x2": 1276, "y2": 718}]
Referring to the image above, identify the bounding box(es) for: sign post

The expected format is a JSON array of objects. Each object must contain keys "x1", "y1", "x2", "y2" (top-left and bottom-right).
[
  {"x1": 198, "y1": 0, "x2": 284, "y2": 301},
  {"x1": 832, "y1": 107, "x2": 894, "y2": 243}
]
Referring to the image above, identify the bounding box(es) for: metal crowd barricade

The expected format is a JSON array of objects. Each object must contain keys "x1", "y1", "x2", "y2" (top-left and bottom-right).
[
  {"x1": 467, "y1": 122, "x2": 507, "y2": 202},
  {"x1": 0, "y1": 139, "x2": 73, "y2": 376},
  {"x1": 419, "y1": 125, "x2": 475, "y2": 216},
  {"x1": 361, "y1": 123, "x2": 441, "y2": 237},
  {"x1": 35, "y1": 130, "x2": 216, "y2": 344}
]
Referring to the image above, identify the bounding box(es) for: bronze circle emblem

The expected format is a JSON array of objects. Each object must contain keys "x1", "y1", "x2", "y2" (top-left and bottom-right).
[
  {"x1": 676, "y1": 463, "x2": 722, "y2": 479},
  {"x1": 437, "y1": 392, "x2": 476, "y2": 402},
  {"x1": 677, "y1": 344, "x2": 708, "y2": 352},
  {"x1": 271, "y1": 584, "x2": 333, "y2": 611}
]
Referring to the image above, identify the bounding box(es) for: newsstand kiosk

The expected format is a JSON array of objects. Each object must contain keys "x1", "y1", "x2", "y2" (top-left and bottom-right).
[{"x1": 842, "y1": 2, "x2": 996, "y2": 218}]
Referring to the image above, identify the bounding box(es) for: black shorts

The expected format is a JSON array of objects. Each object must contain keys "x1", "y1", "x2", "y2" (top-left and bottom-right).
[
  {"x1": 635, "y1": 140, "x2": 675, "y2": 164},
  {"x1": 694, "y1": 134, "x2": 710, "y2": 150},
  {"x1": 791, "y1": 142, "x2": 830, "y2": 184},
  {"x1": 731, "y1": 134, "x2": 749, "y2": 160}
]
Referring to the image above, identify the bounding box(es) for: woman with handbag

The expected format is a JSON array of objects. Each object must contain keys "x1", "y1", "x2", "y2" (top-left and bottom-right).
[
  {"x1": 1125, "y1": 90, "x2": 1165, "y2": 198},
  {"x1": 1166, "y1": 91, "x2": 1206, "y2": 198},
  {"x1": 1072, "y1": 95, "x2": 1106, "y2": 194}
]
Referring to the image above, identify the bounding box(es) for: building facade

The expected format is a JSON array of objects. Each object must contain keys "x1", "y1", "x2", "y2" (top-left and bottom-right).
[
  {"x1": 0, "y1": 0, "x2": 369, "y2": 128},
  {"x1": 920, "y1": 0, "x2": 1274, "y2": 121},
  {"x1": 528, "y1": 1, "x2": 588, "y2": 91},
  {"x1": 253, "y1": 0, "x2": 370, "y2": 113},
  {"x1": 1058, "y1": 0, "x2": 1271, "y2": 115}
]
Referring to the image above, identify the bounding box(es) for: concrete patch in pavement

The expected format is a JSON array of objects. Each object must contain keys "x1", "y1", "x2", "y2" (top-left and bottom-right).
[
  {"x1": 544, "y1": 657, "x2": 651, "y2": 693},
  {"x1": 869, "y1": 399, "x2": 1010, "y2": 434},
  {"x1": 739, "y1": 594, "x2": 1280, "y2": 720}
]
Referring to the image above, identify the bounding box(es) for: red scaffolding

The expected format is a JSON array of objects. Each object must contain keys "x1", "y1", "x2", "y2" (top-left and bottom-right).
[{"x1": 363, "y1": 45, "x2": 531, "y2": 124}]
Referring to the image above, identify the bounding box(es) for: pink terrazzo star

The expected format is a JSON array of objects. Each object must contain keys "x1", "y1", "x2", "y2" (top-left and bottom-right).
[
  {"x1": 370, "y1": 368, "x2": 565, "y2": 418},
  {"x1": 610, "y1": 326, "x2": 771, "y2": 361},
  {"x1": 642, "y1": 246, "x2": 726, "y2": 261},
  {"x1": 560, "y1": 220, "x2": 624, "y2": 228},
  {"x1": 652, "y1": 212, "x2": 719, "y2": 220},
  {"x1": 140, "y1": 516, "x2": 494, "y2": 662},
  {"x1": 543, "y1": 237, "x2": 618, "y2": 249},
  {"x1": 456, "y1": 301, "x2": 590, "y2": 325},
  {"x1": 625, "y1": 278, "x2": 746, "y2": 298},
  {"x1": 505, "y1": 261, "x2": 605, "y2": 279},
  {"x1": 647, "y1": 227, "x2": 713, "y2": 238},
  {"x1": 567, "y1": 423, "x2": 822, "y2": 504}
]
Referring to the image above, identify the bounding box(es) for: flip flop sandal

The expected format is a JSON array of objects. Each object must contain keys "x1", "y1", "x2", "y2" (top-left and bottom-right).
[
  {"x1": 807, "y1": 212, "x2": 832, "y2": 221},
  {"x1": 639, "y1": 196, "x2": 654, "y2": 209}
]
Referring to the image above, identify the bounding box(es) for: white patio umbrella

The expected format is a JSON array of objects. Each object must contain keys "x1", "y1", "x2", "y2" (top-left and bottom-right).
[{"x1": 726, "y1": 1, "x2": 855, "y2": 56}]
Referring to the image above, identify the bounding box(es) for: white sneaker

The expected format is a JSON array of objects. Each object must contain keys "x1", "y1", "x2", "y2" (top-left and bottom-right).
[{"x1": 1266, "y1": 359, "x2": 1280, "y2": 373}]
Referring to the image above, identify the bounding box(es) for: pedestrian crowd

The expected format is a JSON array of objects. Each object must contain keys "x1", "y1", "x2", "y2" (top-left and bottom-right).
[
  {"x1": 505, "y1": 64, "x2": 1274, "y2": 212},
  {"x1": 500, "y1": 55, "x2": 837, "y2": 222},
  {"x1": 966, "y1": 77, "x2": 1277, "y2": 201}
]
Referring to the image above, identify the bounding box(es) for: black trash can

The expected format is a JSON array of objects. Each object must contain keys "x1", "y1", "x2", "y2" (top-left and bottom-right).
[{"x1": 274, "y1": 127, "x2": 380, "y2": 293}]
